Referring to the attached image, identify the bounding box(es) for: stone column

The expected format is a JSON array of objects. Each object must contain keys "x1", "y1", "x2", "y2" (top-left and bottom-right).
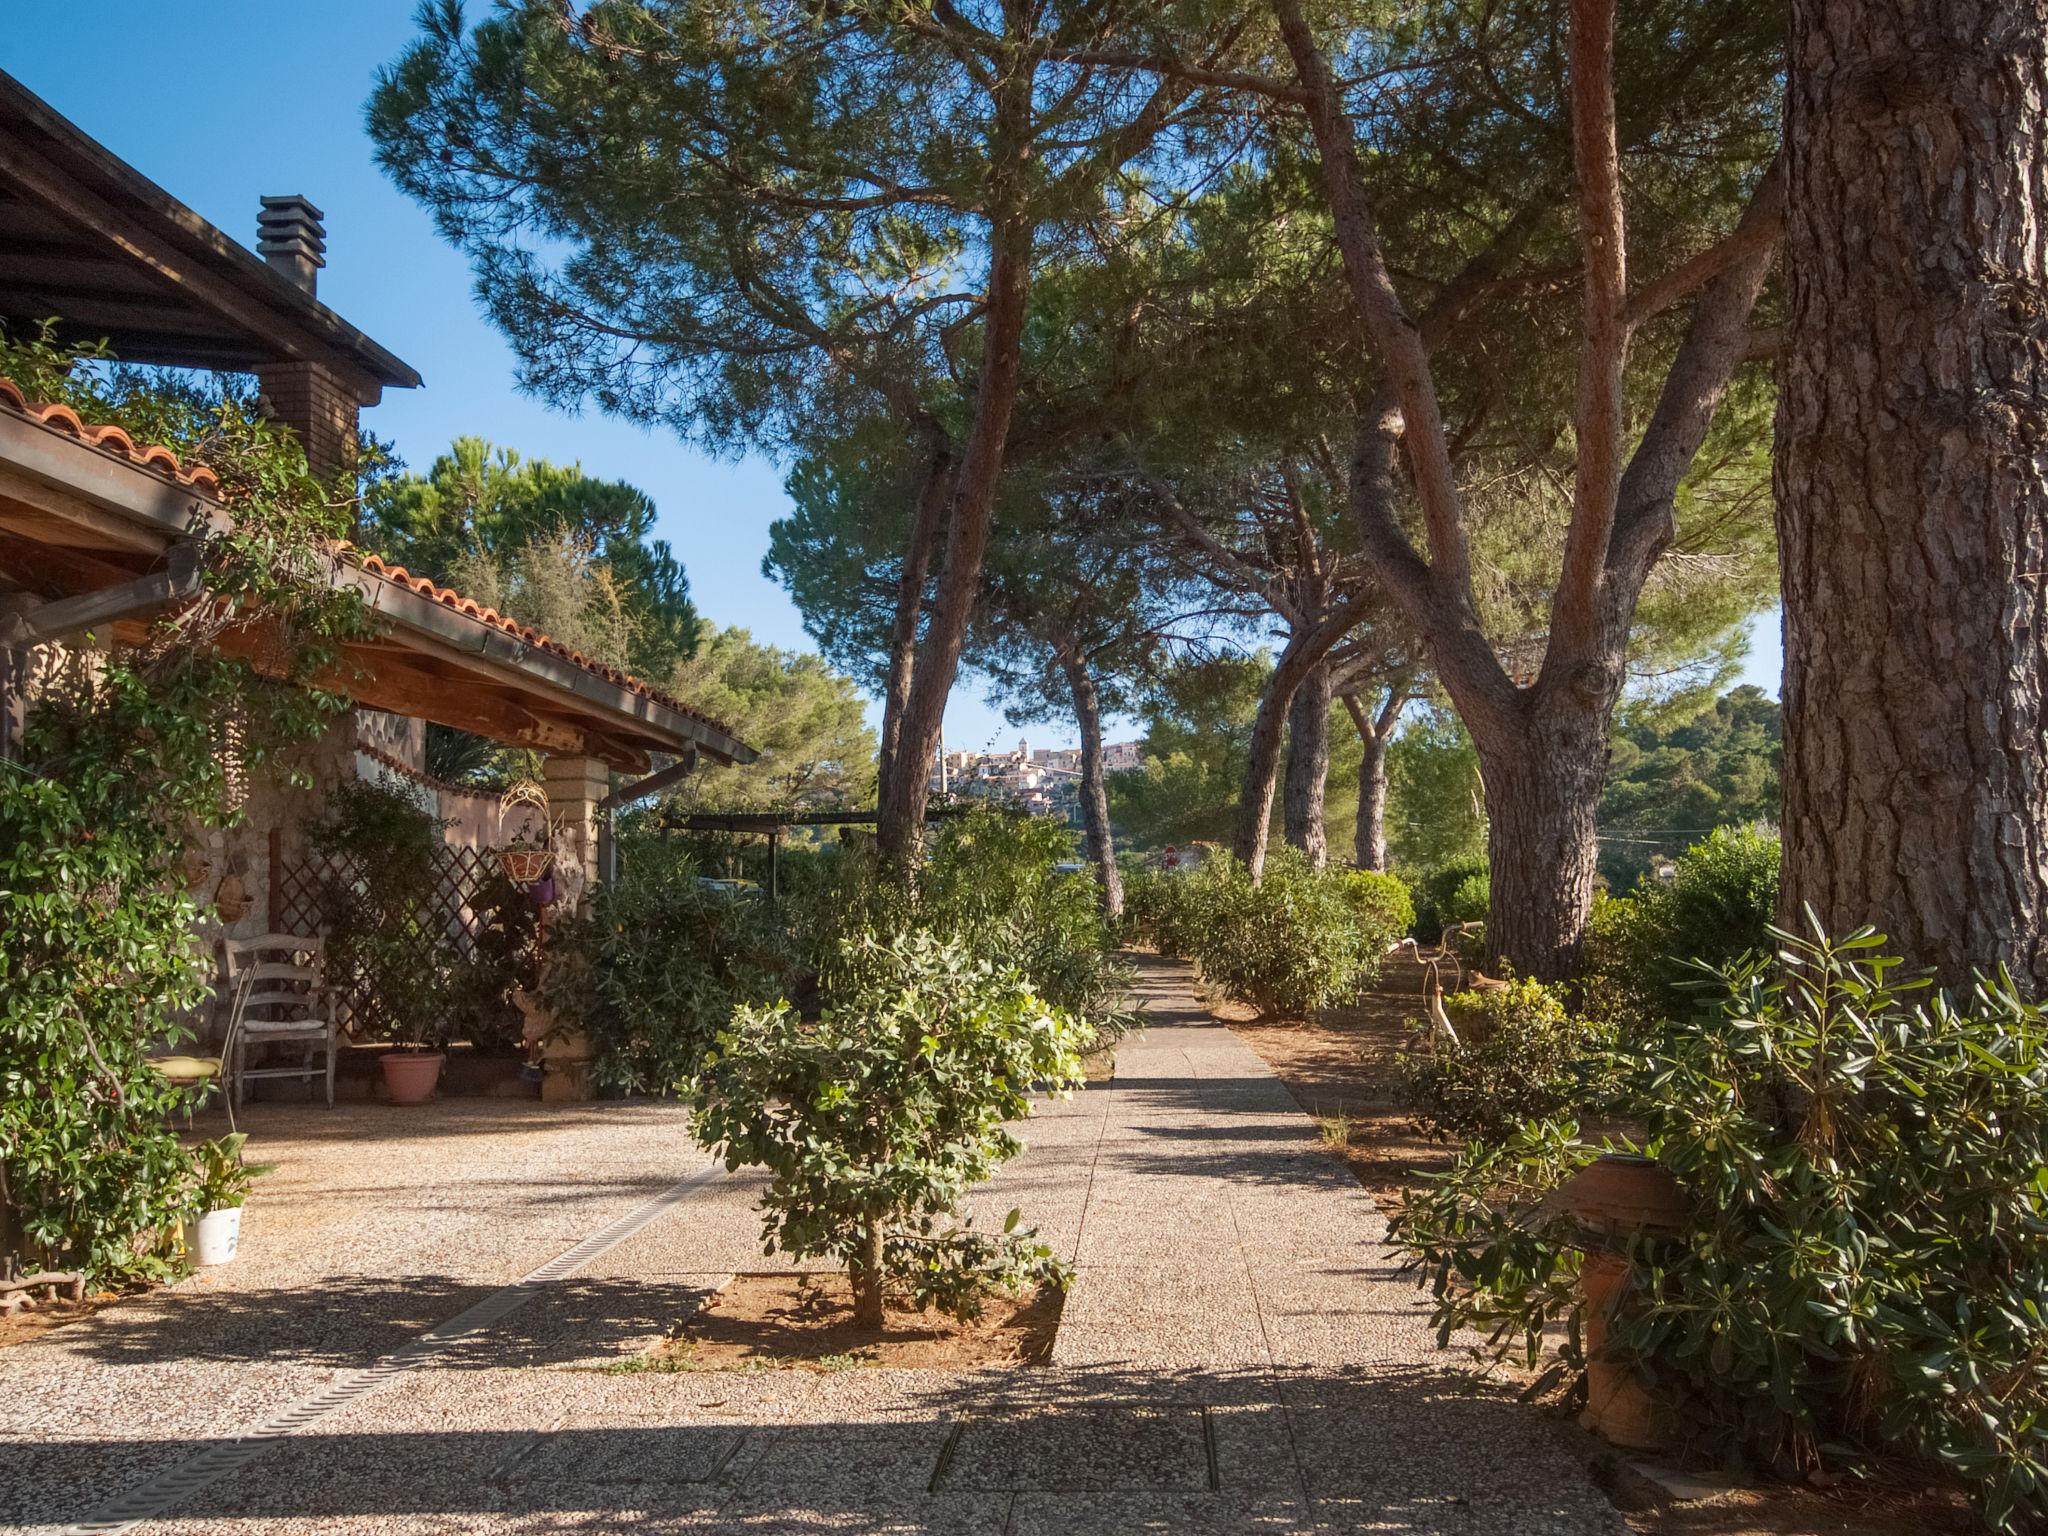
[{"x1": 543, "y1": 753, "x2": 608, "y2": 913}]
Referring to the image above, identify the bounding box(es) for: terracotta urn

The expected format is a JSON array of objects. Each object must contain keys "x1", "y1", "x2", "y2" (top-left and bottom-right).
[{"x1": 1559, "y1": 1154, "x2": 1693, "y2": 1452}]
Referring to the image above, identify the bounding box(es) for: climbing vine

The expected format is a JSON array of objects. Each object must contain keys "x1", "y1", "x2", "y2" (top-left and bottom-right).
[{"x1": 0, "y1": 328, "x2": 369, "y2": 1282}]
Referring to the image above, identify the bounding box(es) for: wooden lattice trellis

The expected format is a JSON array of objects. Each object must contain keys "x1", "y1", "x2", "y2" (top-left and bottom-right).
[{"x1": 271, "y1": 844, "x2": 498, "y2": 1040}]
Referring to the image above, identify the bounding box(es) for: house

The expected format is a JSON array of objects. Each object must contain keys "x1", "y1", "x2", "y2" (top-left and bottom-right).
[{"x1": 0, "y1": 70, "x2": 753, "y2": 956}]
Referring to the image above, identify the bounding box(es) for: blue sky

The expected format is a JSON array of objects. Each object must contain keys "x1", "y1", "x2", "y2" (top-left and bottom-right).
[{"x1": 2, "y1": 5, "x2": 1780, "y2": 754}]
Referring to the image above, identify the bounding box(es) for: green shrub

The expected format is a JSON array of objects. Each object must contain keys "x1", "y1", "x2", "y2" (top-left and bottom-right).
[
  {"x1": 545, "y1": 842, "x2": 801, "y2": 1094},
  {"x1": 0, "y1": 328, "x2": 365, "y2": 1283},
  {"x1": 1397, "y1": 977, "x2": 1612, "y2": 1143},
  {"x1": 785, "y1": 809, "x2": 1134, "y2": 1050},
  {"x1": 1412, "y1": 853, "x2": 1489, "y2": 938},
  {"x1": 1391, "y1": 921, "x2": 2048, "y2": 1533},
  {"x1": 1340, "y1": 869, "x2": 1415, "y2": 939},
  {"x1": 692, "y1": 930, "x2": 1086, "y2": 1325},
  {"x1": 1585, "y1": 825, "x2": 1779, "y2": 1029},
  {"x1": 1159, "y1": 848, "x2": 1399, "y2": 1018},
  {"x1": 920, "y1": 809, "x2": 1132, "y2": 1038}
]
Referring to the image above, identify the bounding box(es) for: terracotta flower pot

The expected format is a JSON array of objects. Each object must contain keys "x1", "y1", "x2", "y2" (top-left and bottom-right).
[
  {"x1": 1577, "y1": 1249, "x2": 1677, "y2": 1450},
  {"x1": 1559, "y1": 1154, "x2": 1693, "y2": 1452},
  {"x1": 380, "y1": 1051, "x2": 445, "y2": 1106},
  {"x1": 1558, "y1": 1153, "x2": 1692, "y2": 1241}
]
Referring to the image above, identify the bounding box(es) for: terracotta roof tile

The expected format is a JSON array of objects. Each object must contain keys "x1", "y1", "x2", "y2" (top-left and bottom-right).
[
  {"x1": 0, "y1": 374, "x2": 746, "y2": 752},
  {"x1": 0, "y1": 375, "x2": 220, "y2": 494},
  {"x1": 341, "y1": 546, "x2": 741, "y2": 742}
]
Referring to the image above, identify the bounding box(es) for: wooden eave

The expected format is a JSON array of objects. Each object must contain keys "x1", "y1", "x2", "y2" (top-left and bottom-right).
[
  {"x1": 0, "y1": 406, "x2": 754, "y2": 772},
  {"x1": 0, "y1": 70, "x2": 420, "y2": 398}
]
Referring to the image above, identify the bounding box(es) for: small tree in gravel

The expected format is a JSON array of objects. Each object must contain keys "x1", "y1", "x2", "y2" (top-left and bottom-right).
[{"x1": 692, "y1": 931, "x2": 1087, "y2": 1328}]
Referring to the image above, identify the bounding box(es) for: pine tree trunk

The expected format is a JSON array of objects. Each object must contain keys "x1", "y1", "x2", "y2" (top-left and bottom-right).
[
  {"x1": 853, "y1": 1218, "x2": 887, "y2": 1329},
  {"x1": 875, "y1": 448, "x2": 951, "y2": 822},
  {"x1": 1341, "y1": 687, "x2": 1407, "y2": 872},
  {"x1": 877, "y1": 197, "x2": 1035, "y2": 870},
  {"x1": 1777, "y1": 0, "x2": 2048, "y2": 990},
  {"x1": 1233, "y1": 635, "x2": 1312, "y2": 880},
  {"x1": 1473, "y1": 700, "x2": 1609, "y2": 981},
  {"x1": 1282, "y1": 662, "x2": 1333, "y2": 868},
  {"x1": 1354, "y1": 712, "x2": 1390, "y2": 872},
  {"x1": 1062, "y1": 650, "x2": 1124, "y2": 919}
]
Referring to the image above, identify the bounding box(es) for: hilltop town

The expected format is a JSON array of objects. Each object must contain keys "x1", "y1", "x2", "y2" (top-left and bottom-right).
[{"x1": 931, "y1": 738, "x2": 1143, "y2": 821}]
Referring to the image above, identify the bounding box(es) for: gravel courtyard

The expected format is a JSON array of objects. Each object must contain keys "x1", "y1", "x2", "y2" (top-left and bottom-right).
[{"x1": 0, "y1": 956, "x2": 1622, "y2": 1535}]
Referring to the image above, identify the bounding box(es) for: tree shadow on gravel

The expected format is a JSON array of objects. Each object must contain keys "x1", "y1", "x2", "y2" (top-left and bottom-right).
[
  {"x1": 16, "y1": 1362, "x2": 1633, "y2": 1535},
  {"x1": 35, "y1": 1274, "x2": 727, "y2": 1371}
]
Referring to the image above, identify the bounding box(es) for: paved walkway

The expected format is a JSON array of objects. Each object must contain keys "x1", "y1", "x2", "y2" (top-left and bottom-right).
[{"x1": 2, "y1": 956, "x2": 1621, "y2": 1535}]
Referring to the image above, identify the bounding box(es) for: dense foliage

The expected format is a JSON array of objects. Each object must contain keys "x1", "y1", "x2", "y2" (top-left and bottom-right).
[
  {"x1": 1392, "y1": 924, "x2": 2048, "y2": 1532},
  {"x1": 1398, "y1": 978, "x2": 1613, "y2": 1144},
  {"x1": 0, "y1": 330, "x2": 364, "y2": 1281},
  {"x1": 655, "y1": 623, "x2": 877, "y2": 813},
  {"x1": 363, "y1": 435, "x2": 695, "y2": 680},
  {"x1": 544, "y1": 841, "x2": 801, "y2": 1095},
  {"x1": 554, "y1": 808, "x2": 1130, "y2": 1091},
  {"x1": 1598, "y1": 686, "x2": 1781, "y2": 887},
  {"x1": 1128, "y1": 850, "x2": 1407, "y2": 1018},
  {"x1": 1410, "y1": 854, "x2": 1491, "y2": 940},
  {"x1": 693, "y1": 931, "x2": 1086, "y2": 1324},
  {"x1": 1585, "y1": 826, "x2": 1780, "y2": 1030}
]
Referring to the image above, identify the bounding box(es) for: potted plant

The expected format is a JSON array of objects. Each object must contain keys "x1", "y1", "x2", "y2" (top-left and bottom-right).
[
  {"x1": 379, "y1": 960, "x2": 454, "y2": 1106},
  {"x1": 190, "y1": 1133, "x2": 274, "y2": 1266}
]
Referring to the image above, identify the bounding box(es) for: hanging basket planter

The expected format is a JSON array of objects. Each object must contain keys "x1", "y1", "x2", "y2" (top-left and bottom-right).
[
  {"x1": 495, "y1": 781, "x2": 559, "y2": 889},
  {"x1": 499, "y1": 846, "x2": 554, "y2": 885}
]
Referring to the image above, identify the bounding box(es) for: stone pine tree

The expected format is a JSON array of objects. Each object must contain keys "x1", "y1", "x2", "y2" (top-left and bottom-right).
[
  {"x1": 371, "y1": 0, "x2": 1239, "y2": 874},
  {"x1": 1776, "y1": 0, "x2": 2048, "y2": 991},
  {"x1": 1262, "y1": 0, "x2": 1784, "y2": 976}
]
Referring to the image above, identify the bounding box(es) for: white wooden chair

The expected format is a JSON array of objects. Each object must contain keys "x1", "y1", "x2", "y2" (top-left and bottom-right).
[{"x1": 221, "y1": 934, "x2": 341, "y2": 1108}]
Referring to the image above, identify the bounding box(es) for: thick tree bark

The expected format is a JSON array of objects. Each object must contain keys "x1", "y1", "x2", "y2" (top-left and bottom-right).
[
  {"x1": 1471, "y1": 701, "x2": 1609, "y2": 980},
  {"x1": 1060, "y1": 649, "x2": 1124, "y2": 919},
  {"x1": 874, "y1": 445, "x2": 953, "y2": 826},
  {"x1": 1282, "y1": 662, "x2": 1333, "y2": 867},
  {"x1": 1777, "y1": 0, "x2": 2048, "y2": 991}
]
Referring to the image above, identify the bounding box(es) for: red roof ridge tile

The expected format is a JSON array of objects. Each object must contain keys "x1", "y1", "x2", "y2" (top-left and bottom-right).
[
  {"x1": 335, "y1": 538, "x2": 744, "y2": 744},
  {"x1": 0, "y1": 374, "x2": 745, "y2": 752},
  {"x1": 0, "y1": 374, "x2": 222, "y2": 495}
]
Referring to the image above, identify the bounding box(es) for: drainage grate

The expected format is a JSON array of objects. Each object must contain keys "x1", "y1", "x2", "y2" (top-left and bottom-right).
[{"x1": 63, "y1": 1159, "x2": 724, "y2": 1535}]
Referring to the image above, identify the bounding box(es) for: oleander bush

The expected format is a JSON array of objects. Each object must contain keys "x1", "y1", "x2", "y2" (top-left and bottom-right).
[
  {"x1": 692, "y1": 930, "x2": 1087, "y2": 1325},
  {"x1": 1391, "y1": 920, "x2": 2048, "y2": 1533},
  {"x1": 1412, "y1": 853, "x2": 1489, "y2": 939},
  {"x1": 544, "y1": 840, "x2": 802, "y2": 1094},
  {"x1": 1133, "y1": 848, "x2": 1406, "y2": 1018},
  {"x1": 560, "y1": 808, "x2": 1133, "y2": 1091},
  {"x1": 1340, "y1": 869, "x2": 1416, "y2": 940}
]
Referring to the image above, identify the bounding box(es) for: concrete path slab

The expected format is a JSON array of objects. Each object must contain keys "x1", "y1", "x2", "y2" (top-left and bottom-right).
[{"x1": 5, "y1": 955, "x2": 1623, "y2": 1535}]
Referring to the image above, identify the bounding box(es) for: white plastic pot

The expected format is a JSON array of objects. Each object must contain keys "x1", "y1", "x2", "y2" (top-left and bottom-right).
[{"x1": 194, "y1": 1206, "x2": 242, "y2": 1266}]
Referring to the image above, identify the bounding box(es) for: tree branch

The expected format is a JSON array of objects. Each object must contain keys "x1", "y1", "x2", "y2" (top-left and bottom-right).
[{"x1": 1553, "y1": 0, "x2": 1628, "y2": 658}]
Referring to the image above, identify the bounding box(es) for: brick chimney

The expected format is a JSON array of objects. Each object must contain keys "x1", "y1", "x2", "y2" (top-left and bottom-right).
[{"x1": 253, "y1": 195, "x2": 357, "y2": 479}]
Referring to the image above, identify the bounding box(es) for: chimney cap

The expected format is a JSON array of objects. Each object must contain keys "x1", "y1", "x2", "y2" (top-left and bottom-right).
[{"x1": 256, "y1": 194, "x2": 326, "y2": 276}]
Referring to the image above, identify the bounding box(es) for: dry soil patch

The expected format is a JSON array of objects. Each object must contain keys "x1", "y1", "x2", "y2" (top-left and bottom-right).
[{"x1": 632, "y1": 1272, "x2": 1064, "y2": 1373}]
